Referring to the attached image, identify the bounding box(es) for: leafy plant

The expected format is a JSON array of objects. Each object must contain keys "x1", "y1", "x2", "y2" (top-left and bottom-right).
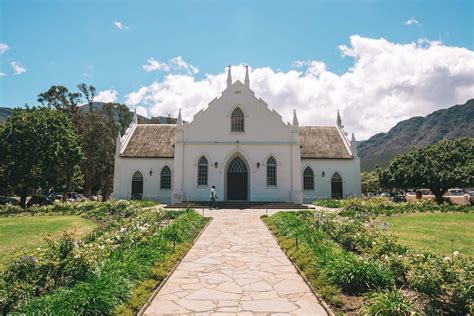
[{"x1": 362, "y1": 289, "x2": 414, "y2": 315}]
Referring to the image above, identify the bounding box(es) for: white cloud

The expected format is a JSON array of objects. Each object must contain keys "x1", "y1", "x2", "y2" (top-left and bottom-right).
[
  {"x1": 94, "y1": 89, "x2": 118, "y2": 103},
  {"x1": 404, "y1": 17, "x2": 420, "y2": 25},
  {"x1": 142, "y1": 56, "x2": 199, "y2": 75},
  {"x1": 143, "y1": 58, "x2": 170, "y2": 72},
  {"x1": 114, "y1": 21, "x2": 129, "y2": 30},
  {"x1": 11, "y1": 61, "x2": 26, "y2": 75},
  {"x1": 0, "y1": 43, "x2": 9, "y2": 54},
  {"x1": 0, "y1": 72, "x2": 5, "y2": 76},
  {"x1": 136, "y1": 106, "x2": 148, "y2": 117},
  {"x1": 126, "y1": 36, "x2": 474, "y2": 139}
]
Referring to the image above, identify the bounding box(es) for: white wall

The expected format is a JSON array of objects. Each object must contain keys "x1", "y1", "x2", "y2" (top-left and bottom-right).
[
  {"x1": 178, "y1": 144, "x2": 295, "y2": 202},
  {"x1": 112, "y1": 157, "x2": 174, "y2": 203},
  {"x1": 301, "y1": 158, "x2": 361, "y2": 203}
]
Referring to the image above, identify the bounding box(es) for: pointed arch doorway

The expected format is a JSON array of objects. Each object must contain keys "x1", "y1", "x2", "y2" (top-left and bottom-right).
[{"x1": 226, "y1": 156, "x2": 249, "y2": 201}]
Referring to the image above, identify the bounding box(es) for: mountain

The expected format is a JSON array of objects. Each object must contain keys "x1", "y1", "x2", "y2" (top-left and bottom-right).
[
  {"x1": 0, "y1": 107, "x2": 13, "y2": 123},
  {"x1": 358, "y1": 99, "x2": 474, "y2": 171}
]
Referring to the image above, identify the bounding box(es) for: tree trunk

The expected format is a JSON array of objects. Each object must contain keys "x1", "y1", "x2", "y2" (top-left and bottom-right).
[
  {"x1": 20, "y1": 187, "x2": 27, "y2": 208},
  {"x1": 431, "y1": 187, "x2": 446, "y2": 204}
]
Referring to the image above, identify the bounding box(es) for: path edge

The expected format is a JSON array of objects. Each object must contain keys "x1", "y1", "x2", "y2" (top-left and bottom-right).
[
  {"x1": 261, "y1": 215, "x2": 335, "y2": 316},
  {"x1": 137, "y1": 214, "x2": 213, "y2": 316}
]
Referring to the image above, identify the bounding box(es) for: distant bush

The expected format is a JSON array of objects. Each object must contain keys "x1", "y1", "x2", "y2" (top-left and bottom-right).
[{"x1": 313, "y1": 199, "x2": 342, "y2": 208}]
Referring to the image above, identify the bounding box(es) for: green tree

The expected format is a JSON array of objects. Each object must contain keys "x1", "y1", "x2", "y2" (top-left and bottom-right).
[
  {"x1": 379, "y1": 138, "x2": 474, "y2": 203},
  {"x1": 0, "y1": 108, "x2": 83, "y2": 207},
  {"x1": 37, "y1": 85, "x2": 82, "y2": 117},
  {"x1": 361, "y1": 171, "x2": 380, "y2": 193},
  {"x1": 77, "y1": 83, "x2": 96, "y2": 112}
]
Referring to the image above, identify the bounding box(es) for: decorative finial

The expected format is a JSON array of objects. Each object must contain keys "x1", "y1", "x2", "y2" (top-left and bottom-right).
[
  {"x1": 351, "y1": 133, "x2": 358, "y2": 157},
  {"x1": 244, "y1": 65, "x2": 250, "y2": 87},
  {"x1": 292, "y1": 109, "x2": 299, "y2": 126},
  {"x1": 227, "y1": 65, "x2": 232, "y2": 88},
  {"x1": 133, "y1": 108, "x2": 138, "y2": 124},
  {"x1": 115, "y1": 131, "x2": 122, "y2": 155},
  {"x1": 177, "y1": 108, "x2": 182, "y2": 126},
  {"x1": 336, "y1": 110, "x2": 342, "y2": 128}
]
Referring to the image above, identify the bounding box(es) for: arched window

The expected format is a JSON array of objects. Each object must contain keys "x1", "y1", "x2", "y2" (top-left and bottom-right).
[
  {"x1": 160, "y1": 166, "x2": 171, "y2": 189},
  {"x1": 331, "y1": 172, "x2": 343, "y2": 199},
  {"x1": 303, "y1": 167, "x2": 314, "y2": 190},
  {"x1": 131, "y1": 171, "x2": 143, "y2": 199},
  {"x1": 231, "y1": 107, "x2": 245, "y2": 132},
  {"x1": 266, "y1": 156, "x2": 277, "y2": 186},
  {"x1": 197, "y1": 156, "x2": 208, "y2": 186}
]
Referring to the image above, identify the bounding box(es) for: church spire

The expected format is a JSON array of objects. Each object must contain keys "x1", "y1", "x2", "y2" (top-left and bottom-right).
[
  {"x1": 292, "y1": 109, "x2": 299, "y2": 126},
  {"x1": 351, "y1": 133, "x2": 358, "y2": 158},
  {"x1": 227, "y1": 65, "x2": 232, "y2": 88},
  {"x1": 244, "y1": 65, "x2": 250, "y2": 87},
  {"x1": 177, "y1": 108, "x2": 182, "y2": 126},
  {"x1": 133, "y1": 108, "x2": 138, "y2": 124},
  {"x1": 336, "y1": 110, "x2": 342, "y2": 128},
  {"x1": 115, "y1": 131, "x2": 122, "y2": 156}
]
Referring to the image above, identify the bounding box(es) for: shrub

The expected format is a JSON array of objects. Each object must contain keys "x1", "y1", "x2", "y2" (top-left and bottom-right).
[
  {"x1": 313, "y1": 199, "x2": 343, "y2": 208},
  {"x1": 325, "y1": 252, "x2": 394, "y2": 294},
  {"x1": 362, "y1": 289, "x2": 414, "y2": 315}
]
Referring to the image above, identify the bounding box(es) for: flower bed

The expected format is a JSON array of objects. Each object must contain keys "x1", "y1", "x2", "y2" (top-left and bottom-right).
[
  {"x1": 262, "y1": 211, "x2": 473, "y2": 314},
  {"x1": 0, "y1": 201, "x2": 209, "y2": 314}
]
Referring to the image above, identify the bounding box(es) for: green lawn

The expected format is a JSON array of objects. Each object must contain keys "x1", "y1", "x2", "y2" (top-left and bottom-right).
[
  {"x1": 383, "y1": 213, "x2": 474, "y2": 257},
  {"x1": 0, "y1": 215, "x2": 97, "y2": 267}
]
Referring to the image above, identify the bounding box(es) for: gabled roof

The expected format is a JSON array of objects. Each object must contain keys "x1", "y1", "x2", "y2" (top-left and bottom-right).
[
  {"x1": 120, "y1": 124, "x2": 176, "y2": 158},
  {"x1": 120, "y1": 124, "x2": 353, "y2": 159},
  {"x1": 299, "y1": 126, "x2": 353, "y2": 159}
]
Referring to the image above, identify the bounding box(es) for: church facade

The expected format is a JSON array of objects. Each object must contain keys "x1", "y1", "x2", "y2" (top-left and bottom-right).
[{"x1": 112, "y1": 66, "x2": 361, "y2": 204}]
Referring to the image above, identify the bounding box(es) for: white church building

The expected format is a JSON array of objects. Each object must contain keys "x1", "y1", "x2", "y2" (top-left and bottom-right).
[{"x1": 112, "y1": 66, "x2": 361, "y2": 204}]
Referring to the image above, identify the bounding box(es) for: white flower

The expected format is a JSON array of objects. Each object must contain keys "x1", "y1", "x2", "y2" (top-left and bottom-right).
[
  {"x1": 453, "y1": 251, "x2": 460, "y2": 257},
  {"x1": 443, "y1": 256, "x2": 452, "y2": 262}
]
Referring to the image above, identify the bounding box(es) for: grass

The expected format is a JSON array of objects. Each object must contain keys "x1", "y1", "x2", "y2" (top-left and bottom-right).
[
  {"x1": 383, "y1": 212, "x2": 474, "y2": 257},
  {"x1": 0, "y1": 215, "x2": 97, "y2": 267}
]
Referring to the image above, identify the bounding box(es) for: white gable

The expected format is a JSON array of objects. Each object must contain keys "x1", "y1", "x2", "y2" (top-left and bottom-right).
[{"x1": 183, "y1": 81, "x2": 293, "y2": 143}]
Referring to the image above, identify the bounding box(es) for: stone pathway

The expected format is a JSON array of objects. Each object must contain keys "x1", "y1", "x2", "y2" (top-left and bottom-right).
[{"x1": 144, "y1": 209, "x2": 328, "y2": 315}]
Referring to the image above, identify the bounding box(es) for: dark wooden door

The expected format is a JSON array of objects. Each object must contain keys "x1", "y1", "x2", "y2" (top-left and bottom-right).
[
  {"x1": 228, "y1": 173, "x2": 248, "y2": 200},
  {"x1": 227, "y1": 157, "x2": 248, "y2": 200}
]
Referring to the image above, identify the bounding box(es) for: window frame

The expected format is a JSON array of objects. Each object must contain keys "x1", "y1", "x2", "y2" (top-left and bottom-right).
[
  {"x1": 231, "y1": 107, "x2": 245, "y2": 132},
  {"x1": 197, "y1": 156, "x2": 209, "y2": 186},
  {"x1": 303, "y1": 167, "x2": 314, "y2": 190},
  {"x1": 160, "y1": 166, "x2": 172, "y2": 190},
  {"x1": 266, "y1": 156, "x2": 277, "y2": 187}
]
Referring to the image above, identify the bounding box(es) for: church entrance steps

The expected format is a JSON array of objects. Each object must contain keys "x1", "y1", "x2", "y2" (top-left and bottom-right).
[{"x1": 164, "y1": 201, "x2": 310, "y2": 210}]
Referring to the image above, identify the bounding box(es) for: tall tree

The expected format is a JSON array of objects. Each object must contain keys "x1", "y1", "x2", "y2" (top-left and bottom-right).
[
  {"x1": 77, "y1": 83, "x2": 96, "y2": 112},
  {"x1": 361, "y1": 171, "x2": 380, "y2": 193},
  {"x1": 0, "y1": 108, "x2": 83, "y2": 207},
  {"x1": 379, "y1": 137, "x2": 474, "y2": 203},
  {"x1": 37, "y1": 85, "x2": 82, "y2": 117}
]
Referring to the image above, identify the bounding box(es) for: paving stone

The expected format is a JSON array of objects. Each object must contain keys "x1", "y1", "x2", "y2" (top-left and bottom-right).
[{"x1": 144, "y1": 209, "x2": 327, "y2": 315}]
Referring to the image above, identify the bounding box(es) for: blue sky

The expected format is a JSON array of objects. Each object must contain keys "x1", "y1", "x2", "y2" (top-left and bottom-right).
[{"x1": 0, "y1": 0, "x2": 473, "y2": 138}]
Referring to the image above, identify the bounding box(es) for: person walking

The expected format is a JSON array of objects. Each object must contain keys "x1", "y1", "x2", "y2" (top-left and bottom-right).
[{"x1": 209, "y1": 185, "x2": 218, "y2": 209}]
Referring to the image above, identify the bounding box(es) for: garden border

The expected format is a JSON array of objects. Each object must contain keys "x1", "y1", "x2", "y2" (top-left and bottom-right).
[
  {"x1": 261, "y1": 215, "x2": 335, "y2": 316},
  {"x1": 137, "y1": 215, "x2": 213, "y2": 316}
]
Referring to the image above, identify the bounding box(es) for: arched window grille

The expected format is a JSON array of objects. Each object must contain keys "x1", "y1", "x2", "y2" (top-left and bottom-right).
[
  {"x1": 331, "y1": 172, "x2": 343, "y2": 199},
  {"x1": 197, "y1": 156, "x2": 208, "y2": 186},
  {"x1": 266, "y1": 156, "x2": 277, "y2": 186},
  {"x1": 303, "y1": 167, "x2": 314, "y2": 190},
  {"x1": 231, "y1": 107, "x2": 245, "y2": 132},
  {"x1": 131, "y1": 171, "x2": 144, "y2": 199},
  {"x1": 160, "y1": 166, "x2": 171, "y2": 189}
]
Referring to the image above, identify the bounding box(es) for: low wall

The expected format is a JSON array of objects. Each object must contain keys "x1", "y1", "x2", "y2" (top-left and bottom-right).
[{"x1": 406, "y1": 194, "x2": 471, "y2": 205}]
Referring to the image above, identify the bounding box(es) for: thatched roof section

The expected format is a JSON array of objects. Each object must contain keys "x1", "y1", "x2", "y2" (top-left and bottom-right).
[
  {"x1": 300, "y1": 126, "x2": 353, "y2": 159},
  {"x1": 121, "y1": 124, "x2": 176, "y2": 158},
  {"x1": 120, "y1": 124, "x2": 352, "y2": 159}
]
